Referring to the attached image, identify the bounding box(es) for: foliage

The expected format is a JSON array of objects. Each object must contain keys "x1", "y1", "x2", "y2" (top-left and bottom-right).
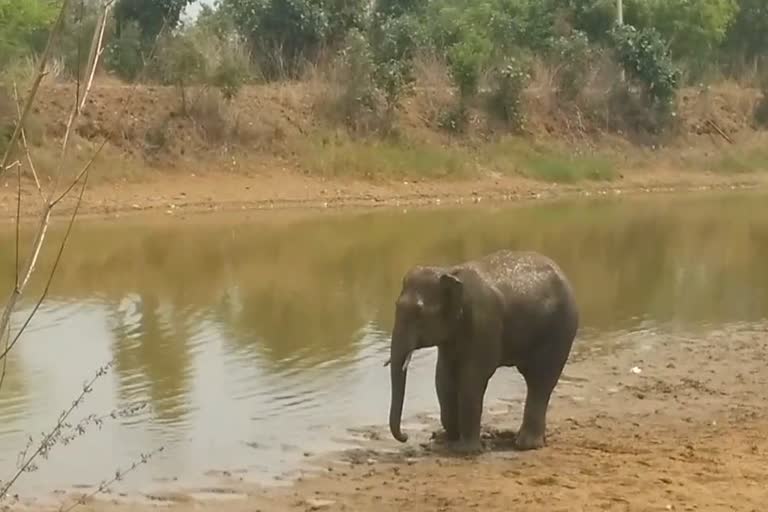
[
  {"x1": 114, "y1": 0, "x2": 193, "y2": 42},
  {"x1": 105, "y1": 20, "x2": 146, "y2": 81},
  {"x1": 754, "y1": 74, "x2": 768, "y2": 128},
  {"x1": 645, "y1": 0, "x2": 738, "y2": 74},
  {"x1": 486, "y1": 56, "x2": 531, "y2": 132},
  {"x1": 0, "y1": 0, "x2": 59, "y2": 66},
  {"x1": 152, "y1": 33, "x2": 206, "y2": 111},
  {"x1": 722, "y1": 0, "x2": 768, "y2": 65},
  {"x1": 324, "y1": 29, "x2": 382, "y2": 131},
  {"x1": 610, "y1": 24, "x2": 681, "y2": 110},
  {"x1": 547, "y1": 30, "x2": 596, "y2": 101},
  {"x1": 369, "y1": 14, "x2": 422, "y2": 111},
  {"x1": 223, "y1": 0, "x2": 366, "y2": 79}
]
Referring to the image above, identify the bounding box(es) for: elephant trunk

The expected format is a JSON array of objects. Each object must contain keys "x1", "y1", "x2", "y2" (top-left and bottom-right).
[
  {"x1": 389, "y1": 321, "x2": 414, "y2": 443},
  {"x1": 389, "y1": 351, "x2": 409, "y2": 443}
]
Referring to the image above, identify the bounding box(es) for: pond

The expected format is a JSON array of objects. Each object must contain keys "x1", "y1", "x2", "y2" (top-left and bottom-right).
[{"x1": 1, "y1": 190, "x2": 767, "y2": 497}]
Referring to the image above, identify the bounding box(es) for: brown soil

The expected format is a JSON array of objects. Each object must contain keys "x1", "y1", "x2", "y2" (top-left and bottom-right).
[
  {"x1": 18, "y1": 322, "x2": 768, "y2": 512},
  {"x1": 2, "y1": 79, "x2": 767, "y2": 222},
  {"x1": 2, "y1": 166, "x2": 767, "y2": 224}
]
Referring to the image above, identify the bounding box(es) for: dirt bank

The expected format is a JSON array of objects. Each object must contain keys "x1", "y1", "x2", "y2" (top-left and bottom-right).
[
  {"x1": 2, "y1": 80, "x2": 768, "y2": 222},
  {"x1": 19, "y1": 321, "x2": 766, "y2": 512},
  {"x1": 2, "y1": 166, "x2": 767, "y2": 223}
]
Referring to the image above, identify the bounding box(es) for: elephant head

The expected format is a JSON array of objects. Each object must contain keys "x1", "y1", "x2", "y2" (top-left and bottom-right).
[{"x1": 388, "y1": 266, "x2": 464, "y2": 442}]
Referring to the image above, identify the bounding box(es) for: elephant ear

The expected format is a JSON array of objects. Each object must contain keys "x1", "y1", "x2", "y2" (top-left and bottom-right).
[{"x1": 439, "y1": 272, "x2": 464, "y2": 319}]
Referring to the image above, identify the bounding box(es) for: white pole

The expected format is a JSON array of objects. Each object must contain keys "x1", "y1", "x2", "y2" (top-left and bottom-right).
[
  {"x1": 617, "y1": 0, "x2": 624, "y2": 26},
  {"x1": 617, "y1": 0, "x2": 625, "y2": 81}
]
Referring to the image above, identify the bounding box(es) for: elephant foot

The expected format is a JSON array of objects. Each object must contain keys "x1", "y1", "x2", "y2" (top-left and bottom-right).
[
  {"x1": 431, "y1": 430, "x2": 459, "y2": 445},
  {"x1": 449, "y1": 439, "x2": 484, "y2": 456},
  {"x1": 514, "y1": 429, "x2": 546, "y2": 451}
]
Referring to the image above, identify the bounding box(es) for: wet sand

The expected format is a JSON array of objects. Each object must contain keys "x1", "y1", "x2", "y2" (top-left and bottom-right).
[{"x1": 18, "y1": 321, "x2": 768, "y2": 512}]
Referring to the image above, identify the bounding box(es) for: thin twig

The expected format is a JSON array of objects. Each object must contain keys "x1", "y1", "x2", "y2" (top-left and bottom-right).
[
  {"x1": 0, "y1": 165, "x2": 91, "y2": 364},
  {"x1": 12, "y1": 83, "x2": 45, "y2": 200},
  {"x1": 58, "y1": 446, "x2": 165, "y2": 512},
  {"x1": 51, "y1": 139, "x2": 106, "y2": 207},
  {"x1": 0, "y1": 362, "x2": 113, "y2": 498},
  {"x1": 48, "y1": 0, "x2": 113, "y2": 202},
  {"x1": 0, "y1": 0, "x2": 112, "y2": 367}
]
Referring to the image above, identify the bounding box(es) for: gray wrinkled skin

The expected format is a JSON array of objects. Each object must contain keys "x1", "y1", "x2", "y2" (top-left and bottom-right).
[{"x1": 388, "y1": 250, "x2": 579, "y2": 454}]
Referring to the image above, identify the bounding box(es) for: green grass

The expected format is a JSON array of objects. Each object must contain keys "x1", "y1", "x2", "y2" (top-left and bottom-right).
[
  {"x1": 483, "y1": 137, "x2": 619, "y2": 183},
  {"x1": 294, "y1": 134, "x2": 474, "y2": 180},
  {"x1": 292, "y1": 132, "x2": 621, "y2": 183},
  {"x1": 708, "y1": 148, "x2": 768, "y2": 175}
]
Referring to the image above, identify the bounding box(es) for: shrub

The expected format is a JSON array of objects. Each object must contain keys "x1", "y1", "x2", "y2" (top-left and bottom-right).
[
  {"x1": 547, "y1": 30, "x2": 595, "y2": 102},
  {"x1": 754, "y1": 74, "x2": 768, "y2": 127},
  {"x1": 105, "y1": 21, "x2": 145, "y2": 81},
  {"x1": 369, "y1": 14, "x2": 423, "y2": 112},
  {"x1": 486, "y1": 56, "x2": 531, "y2": 132},
  {"x1": 610, "y1": 25, "x2": 681, "y2": 112},
  {"x1": 321, "y1": 29, "x2": 382, "y2": 132}
]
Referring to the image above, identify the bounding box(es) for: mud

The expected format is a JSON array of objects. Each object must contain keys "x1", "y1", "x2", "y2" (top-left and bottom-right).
[{"x1": 15, "y1": 321, "x2": 768, "y2": 512}]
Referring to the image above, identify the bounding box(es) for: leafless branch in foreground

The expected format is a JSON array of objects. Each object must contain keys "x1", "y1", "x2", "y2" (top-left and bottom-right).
[
  {"x1": 0, "y1": 0, "x2": 113, "y2": 373},
  {"x1": 58, "y1": 446, "x2": 165, "y2": 512}
]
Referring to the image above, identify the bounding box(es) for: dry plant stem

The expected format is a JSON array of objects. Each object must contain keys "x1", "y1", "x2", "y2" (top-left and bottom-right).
[
  {"x1": 0, "y1": 168, "x2": 91, "y2": 364},
  {"x1": 49, "y1": 1, "x2": 113, "y2": 201},
  {"x1": 0, "y1": 0, "x2": 111, "y2": 367},
  {"x1": 0, "y1": 0, "x2": 71, "y2": 178},
  {"x1": 0, "y1": 362, "x2": 113, "y2": 499},
  {"x1": 12, "y1": 84, "x2": 44, "y2": 199},
  {"x1": 58, "y1": 446, "x2": 165, "y2": 512}
]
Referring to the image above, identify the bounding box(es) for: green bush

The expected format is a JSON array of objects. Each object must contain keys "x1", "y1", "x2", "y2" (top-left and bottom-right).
[
  {"x1": 0, "y1": 0, "x2": 59, "y2": 66},
  {"x1": 369, "y1": 14, "x2": 423, "y2": 111},
  {"x1": 547, "y1": 30, "x2": 595, "y2": 102},
  {"x1": 326, "y1": 29, "x2": 382, "y2": 130},
  {"x1": 486, "y1": 56, "x2": 531, "y2": 132},
  {"x1": 223, "y1": 0, "x2": 366, "y2": 80},
  {"x1": 105, "y1": 21, "x2": 145, "y2": 81},
  {"x1": 610, "y1": 24, "x2": 681, "y2": 111}
]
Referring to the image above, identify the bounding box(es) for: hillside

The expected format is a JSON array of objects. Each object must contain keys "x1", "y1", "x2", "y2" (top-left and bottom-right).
[{"x1": 1, "y1": 76, "x2": 767, "y2": 220}]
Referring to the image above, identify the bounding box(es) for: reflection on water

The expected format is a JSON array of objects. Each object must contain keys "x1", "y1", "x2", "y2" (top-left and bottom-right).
[{"x1": 1, "y1": 190, "x2": 768, "y2": 495}]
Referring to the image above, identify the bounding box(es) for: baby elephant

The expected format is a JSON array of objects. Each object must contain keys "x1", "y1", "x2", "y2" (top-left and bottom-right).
[{"x1": 387, "y1": 249, "x2": 579, "y2": 453}]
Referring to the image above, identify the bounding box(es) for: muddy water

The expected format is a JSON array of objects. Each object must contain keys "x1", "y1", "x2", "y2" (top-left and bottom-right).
[{"x1": 1, "y1": 190, "x2": 768, "y2": 497}]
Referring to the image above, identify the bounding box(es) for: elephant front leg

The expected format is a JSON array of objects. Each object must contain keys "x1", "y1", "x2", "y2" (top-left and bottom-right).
[
  {"x1": 435, "y1": 348, "x2": 459, "y2": 442},
  {"x1": 453, "y1": 367, "x2": 489, "y2": 455}
]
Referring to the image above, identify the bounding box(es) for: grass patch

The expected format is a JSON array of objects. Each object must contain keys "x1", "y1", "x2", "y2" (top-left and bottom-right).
[
  {"x1": 483, "y1": 137, "x2": 619, "y2": 183},
  {"x1": 294, "y1": 134, "x2": 474, "y2": 180},
  {"x1": 707, "y1": 148, "x2": 768, "y2": 174}
]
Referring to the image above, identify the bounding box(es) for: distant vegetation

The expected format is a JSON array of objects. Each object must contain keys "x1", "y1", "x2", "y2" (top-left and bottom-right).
[{"x1": 1, "y1": 0, "x2": 767, "y2": 149}]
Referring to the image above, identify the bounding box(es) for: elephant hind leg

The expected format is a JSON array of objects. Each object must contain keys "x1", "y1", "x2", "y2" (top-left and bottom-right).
[
  {"x1": 516, "y1": 331, "x2": 575, "y2": 450},
  {"x1": 435, "y1": 348, "x2": 459, "y2": 441}
]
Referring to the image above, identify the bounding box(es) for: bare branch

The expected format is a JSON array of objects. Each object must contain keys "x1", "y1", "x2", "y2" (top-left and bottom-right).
[
  {"x1": 12, "y1": 84, "x2": 45, "y2": 201},
  {"x1": 48, "y1": 1, "x2": 113, "y2": 202},
  {"x1": 0, "y1": 0, "x2": 113, "y2": 366},
  {"x1": 58, "y1": 446, "x2": 165, "y2": 512},
  {"x1": 0, "y1": 167, "x2": 89, "y2": 364}
]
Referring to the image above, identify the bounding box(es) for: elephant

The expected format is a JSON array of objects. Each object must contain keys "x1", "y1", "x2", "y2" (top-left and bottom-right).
[{"x1": 386, "y1": 249, "x2": 579, "y2": 454}]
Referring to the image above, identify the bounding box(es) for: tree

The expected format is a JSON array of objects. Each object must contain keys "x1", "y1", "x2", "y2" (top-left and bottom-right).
[
  {"x1": 223, "y1": 0, "x2": 366, "y2": 79},
  {"x1": 0, "y1": 0, "x2": 59, "y2": 65},
  {"x1": 113, "y1": 0, "x2": 193, "y2": 42},
  {"x1": 647, "y1": 0, "x2": 738, "y2": 66},
  {"x1": 722, "y1": 0, "x2": 768, "y2": 67}
]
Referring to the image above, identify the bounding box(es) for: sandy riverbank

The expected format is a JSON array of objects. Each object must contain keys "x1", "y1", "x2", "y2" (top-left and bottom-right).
[
  {"x1": 11, "y1": 319, "x2": 765, "y2": 512},
  {"x1": 2, "y1": 167, "x2": 767, "y2": 223}
]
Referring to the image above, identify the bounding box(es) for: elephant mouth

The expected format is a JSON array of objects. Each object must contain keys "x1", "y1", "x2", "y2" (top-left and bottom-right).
[{"x1": 401, "y1": 350, "x2": 413, "y2": 371}]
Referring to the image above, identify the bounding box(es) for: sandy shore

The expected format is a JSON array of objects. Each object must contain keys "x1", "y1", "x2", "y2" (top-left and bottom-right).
[
  {"x1": 11, "y1": 319, "x2": 765, "y2": 512},
  {"x1": 1, "y1": 169, "x2": 767, "y2": 223}
]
